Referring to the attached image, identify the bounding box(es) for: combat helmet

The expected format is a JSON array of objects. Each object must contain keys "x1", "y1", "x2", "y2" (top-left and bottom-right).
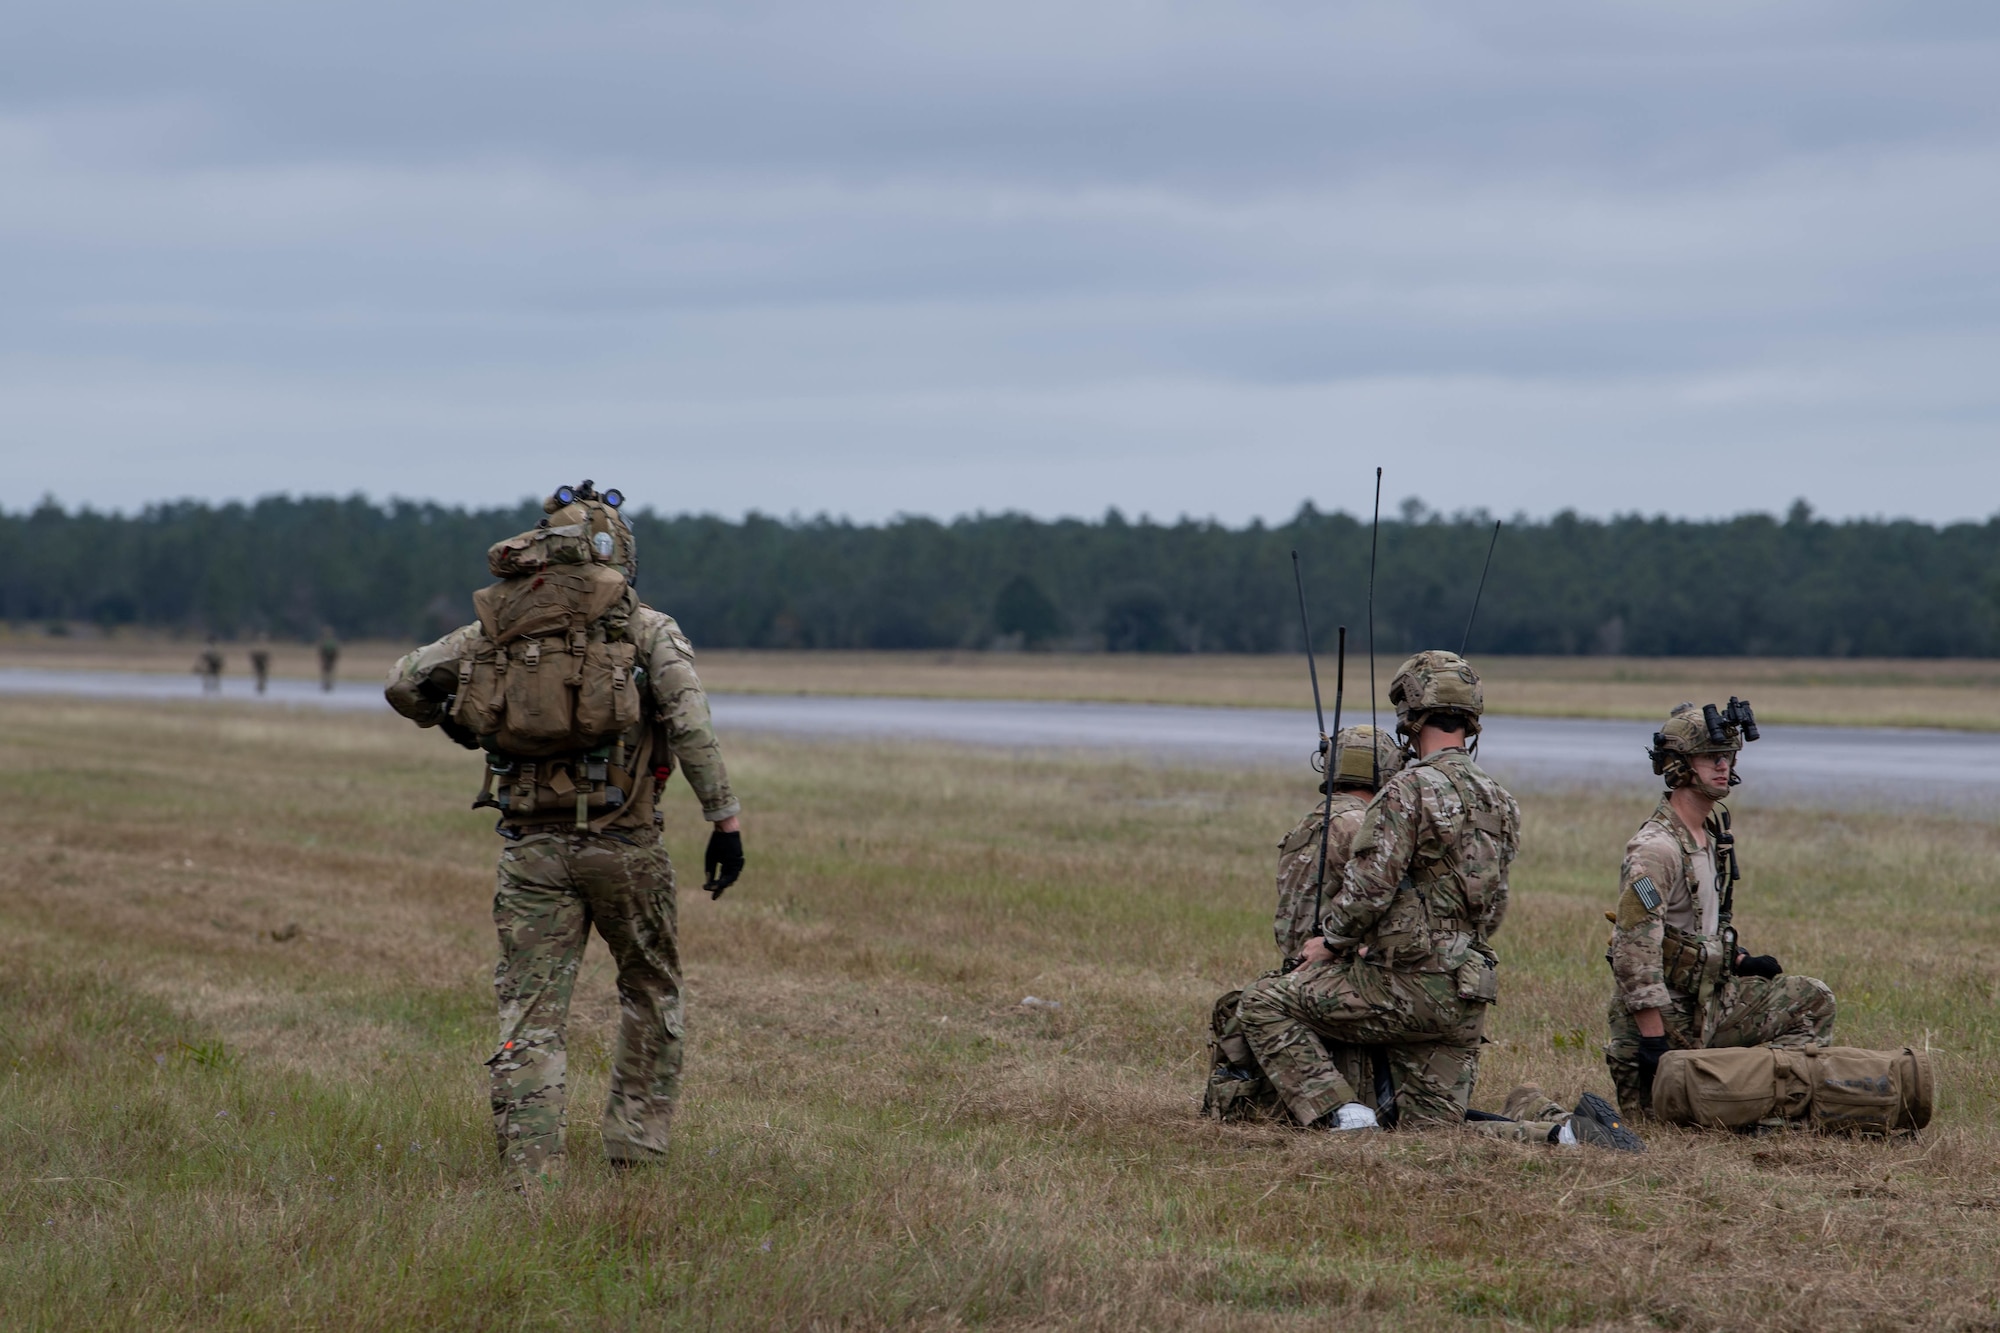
[
  {"x1": 1648, "y1": 698, "x2": 1758, "y2": 794},
  {"x1": 1386, "y1": 650, "x2": 1484, "y2": 742},
  {"x1": 1321, "y1": 723, "x2": 1404, "y2": 791},
  {"x1": 541, "y1": 480, "x2": 636, "y2": 581}
]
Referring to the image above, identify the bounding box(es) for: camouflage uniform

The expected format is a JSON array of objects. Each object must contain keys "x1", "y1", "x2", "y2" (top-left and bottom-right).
[
  {"x1": 1238, "y1": 744, "x2": 1521, "y2": 1128},
  {"x1": 1273, "y1": 793, "x2": 1370, "y2": 964},
  {"x1": 1271, "y1": 725, "x2": 1402, "y2": 964},
  {"x1": 390, "y1": 557, "x2": 737, "y2": 1172},
  {"x1": 1604, "y1": 795, "x2": 1835, "y2": 1119}
]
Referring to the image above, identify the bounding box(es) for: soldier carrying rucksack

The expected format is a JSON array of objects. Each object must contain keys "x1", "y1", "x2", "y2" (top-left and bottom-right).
[{"x1": 386, "y1": 480, "x2": 744, "y2": 1183}]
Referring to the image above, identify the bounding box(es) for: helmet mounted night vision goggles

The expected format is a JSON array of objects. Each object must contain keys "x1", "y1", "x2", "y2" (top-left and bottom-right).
[
  {"x1": 548, "y1": 479, "x2": 623, "y2": 511},
  {"x1": 1648, "y1": 697, "x2": 1759, "y2": 788}
]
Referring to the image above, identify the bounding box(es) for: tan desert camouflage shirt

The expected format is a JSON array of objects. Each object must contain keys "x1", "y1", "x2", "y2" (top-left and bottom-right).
[
  {"x1": 1609, "y1": 796, "x2": 1730, "y2": 1013},
  {"x1": 1320, "y1": 747, "x2": 1521, "y2": 972},
  {"x1": 1272, "y1": 790, "x2": 1370, "y2": 961},
  {"x1": 387, "y1": 604, "x2": 738, "y2": 828}
]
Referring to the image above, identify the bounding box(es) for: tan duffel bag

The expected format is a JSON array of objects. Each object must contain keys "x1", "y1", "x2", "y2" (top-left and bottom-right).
[{"x1": 1652, "y1": 1045, "x2": 1932, "y2": 1134}]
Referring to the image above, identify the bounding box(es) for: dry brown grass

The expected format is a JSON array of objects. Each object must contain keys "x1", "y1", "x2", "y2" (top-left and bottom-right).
[{"x1": 3, "y1": 699, "x2": 1999, "y2": 1329}]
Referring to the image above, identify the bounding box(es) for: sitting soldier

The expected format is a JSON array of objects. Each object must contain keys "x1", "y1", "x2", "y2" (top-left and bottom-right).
[{"x1": 1605, "y1": 701, "x2": 1837, "y2": 1119}]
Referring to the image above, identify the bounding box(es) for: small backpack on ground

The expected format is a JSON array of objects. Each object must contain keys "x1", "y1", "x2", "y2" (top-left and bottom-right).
[
  {"x1": 1202, "y1": 987, "x2": 1283, "y2": 1121},
  {"x1": 1652, "y1": 1044, "x2": 1933, "y2": 1135}
]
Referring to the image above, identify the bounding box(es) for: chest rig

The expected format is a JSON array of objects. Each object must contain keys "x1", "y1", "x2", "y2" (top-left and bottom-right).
[{"x1": 1359, "y1": 754, "x2": 1511, "y2": 999}]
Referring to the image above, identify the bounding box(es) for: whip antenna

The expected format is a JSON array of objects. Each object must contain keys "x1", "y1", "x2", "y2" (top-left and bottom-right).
[
  {"x1": 1290, "y1": 552, "x2": 1337, "y2": 936},
  {"x1": 1322, "y1": 625, "x2": 1347, "y2": 929},
  {"x1": 1367, "y1": 467, "x2": 1381, "y2": 787},
  {"x1": 1459, "y1": 519, "x2": 1502, "y2": 656},
  {"x1": 1289, "y1": 550, "x2": 1328, "y2": 752}
]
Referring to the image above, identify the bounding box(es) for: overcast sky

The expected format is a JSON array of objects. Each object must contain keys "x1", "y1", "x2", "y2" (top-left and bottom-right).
[{"x1": 4, "y1": 2, "x2": 1998, "y2": 524}]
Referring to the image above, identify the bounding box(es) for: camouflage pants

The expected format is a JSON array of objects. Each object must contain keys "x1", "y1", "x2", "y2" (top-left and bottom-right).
[
  {"x1": 489, "y1": 828, "x2": 683, "y2": 1171},
  {"x1": 1605, "y1": 974, "x2": 1837, "y2": 1120},
  {"x1": 1236, "y1": 959, "x2": 1487, "y2": 1128}
]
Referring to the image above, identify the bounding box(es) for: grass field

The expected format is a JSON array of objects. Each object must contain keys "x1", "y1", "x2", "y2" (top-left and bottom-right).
[
  {"x1": 5, "y1": 631, "x2": 2000, "y2": 729},
  {"x1": 4, "y1": 700, "x2": 1999, "y2": 1329}
]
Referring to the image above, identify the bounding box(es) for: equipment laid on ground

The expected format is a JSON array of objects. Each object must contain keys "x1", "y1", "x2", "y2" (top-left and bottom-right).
[{"x1": 1652, "y1": 1044, "x2": 1933, "y2": 1135}]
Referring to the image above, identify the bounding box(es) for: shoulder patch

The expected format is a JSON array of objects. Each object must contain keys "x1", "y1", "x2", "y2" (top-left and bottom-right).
[{"x1": 1631, "y1": 875, "x2": 1662, "y2": 911}]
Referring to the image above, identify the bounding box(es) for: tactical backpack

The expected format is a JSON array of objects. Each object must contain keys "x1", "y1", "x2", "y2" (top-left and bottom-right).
[
  {"x1": 1202, "y1": 987, "x2": 1283, "y2": 1121},
  {"x1": 1652, "y1": 1045, "x2": 1933, "y2": 1135},
  {"x1": 448, "y1": 520, "x2": 650, "y2": 829},
  {"x1": 1200, "y1": 982, "x2": 1382, "y2": 1123}
]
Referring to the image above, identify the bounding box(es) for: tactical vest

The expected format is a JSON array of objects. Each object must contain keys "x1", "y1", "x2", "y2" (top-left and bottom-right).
[
  {"x1": 1643, "y1": 805, "x2": 1739, "y2": 1042},
  {"x1": 447, "y1": 527, "x2": 656, "y2": 833},
  {"x1": 1358, "y1": 754, "x2": 1511, "y2": 1002}
]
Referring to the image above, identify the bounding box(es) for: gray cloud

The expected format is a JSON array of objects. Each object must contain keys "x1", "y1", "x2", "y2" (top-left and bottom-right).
[{"x1": 3, "y1": 2, "x2": 1999, "y2": 521}]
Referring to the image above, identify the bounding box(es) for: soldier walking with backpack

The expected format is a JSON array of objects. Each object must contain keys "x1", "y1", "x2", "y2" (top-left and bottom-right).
[{"x1": 386, "y1": 481, "x2": 745, "y2": 1182}]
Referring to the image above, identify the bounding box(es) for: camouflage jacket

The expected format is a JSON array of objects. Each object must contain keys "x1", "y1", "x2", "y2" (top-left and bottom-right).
[
  {"x1": 386, "y1": 604, "x2": 738, "y2": 830},
  {"x1": 1608, "y1": 797, "x2": 1731, "y2": 1014},
  {"x1": 1321, "y1": 748, "x2": 1520, "y2": 974},
  {"x1": 1272, "y1": 791, "x2": 1370, "y2": 961}
]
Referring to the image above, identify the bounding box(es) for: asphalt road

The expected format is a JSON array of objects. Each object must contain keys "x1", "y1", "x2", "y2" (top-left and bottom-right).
[{"x1": 4, "y1": 666, "x2": 1992, "y2": 810}]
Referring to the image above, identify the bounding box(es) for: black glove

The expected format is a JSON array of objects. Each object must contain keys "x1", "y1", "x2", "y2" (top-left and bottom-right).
[
  {"x1": 1735, "y1": 952, "x2": 1783, "y2": 979},
  {"x1": 702, "y1": 828, "x2": 744, "y2": 899},
  {"x1": 1636, "y1": 1034, "x2": 1671, "y2": 1105}
]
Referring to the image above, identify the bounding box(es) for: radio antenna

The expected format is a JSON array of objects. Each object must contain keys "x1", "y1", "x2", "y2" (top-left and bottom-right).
[
  {"x1": 1290, "y1": 552, "x2": 1337, "y2": 936},
  {"x1": 1459, "y1": 519, "x2": 1502, "y2": 656},
  {"x1": 1367, "y1": 467, "x2": 1382, "y2": 787}
]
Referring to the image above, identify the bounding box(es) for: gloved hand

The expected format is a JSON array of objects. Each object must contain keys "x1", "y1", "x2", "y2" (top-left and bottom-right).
[
  {"x1": 1636, "y1": 1034, "x2": 1671, "y2": 1106},
  {"x1": 1735, "y1": 952, "x2": 1784, "y2": 979},
  {"x1": 702, "y1": 828, "x2": 744, "y2": 899}
]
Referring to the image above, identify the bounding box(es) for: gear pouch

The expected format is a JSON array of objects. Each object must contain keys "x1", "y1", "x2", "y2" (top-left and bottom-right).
[{"x1": 1453, "y1": 953, "x2": 1498, "y2": 1003}]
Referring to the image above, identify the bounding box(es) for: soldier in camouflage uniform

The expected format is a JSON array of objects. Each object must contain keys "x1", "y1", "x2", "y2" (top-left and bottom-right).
[
  {"x1": 1604, "y1": 702, "x2": 1836, "y2": 1120},
  {"x1": 1272, "y1": 724, "x2": 1403, "y2": 966},
  {"x1": 1203, "y1": 726, "x2": 1402, "y2": 1121},
  {"x1": 387, "y1": 483, "x2": 744, "y2": 1178},
  {"x1": 1237, "y1": 651, "x2": 1520, "y2": 1131}
]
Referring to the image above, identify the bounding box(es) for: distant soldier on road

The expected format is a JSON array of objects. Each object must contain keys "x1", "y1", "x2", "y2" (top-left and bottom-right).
[
  {"x1": 249, "y1": 636, "x2": 272, "y2": 695},
  {"x1": 317, "y1": 628, "x2": 340, "y2": 693},
  {"x1": 386, "y1": 481, "x2": 745, "y2": 1182},
  {"x1": 1604, "y1": 702, "x2": 1837, "y2": 1119},
  {"x1": 194, "y1": 637, "x2": 223, "y2": 694},
  {"x1": 1237, "y1": 651, "x2": 1519, "y2": 1131}
]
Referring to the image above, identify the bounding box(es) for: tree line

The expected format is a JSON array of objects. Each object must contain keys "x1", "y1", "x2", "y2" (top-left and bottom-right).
[{"x1": 2, "y1": 494, "x2": 1996, "y2": 657}]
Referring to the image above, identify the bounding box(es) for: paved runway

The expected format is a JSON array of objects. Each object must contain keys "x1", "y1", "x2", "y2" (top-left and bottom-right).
[{"x1": 4, "y1": 666, "x2": 1993, "y2": 811}]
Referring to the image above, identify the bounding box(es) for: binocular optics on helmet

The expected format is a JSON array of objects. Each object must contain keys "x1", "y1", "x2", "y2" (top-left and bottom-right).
[
  {"x1": 1703, "y1": 697, "x2": 1760, "y2": 745},
  {"x1": 550, "y1": 480, "x2": 624, "y2": 510}
]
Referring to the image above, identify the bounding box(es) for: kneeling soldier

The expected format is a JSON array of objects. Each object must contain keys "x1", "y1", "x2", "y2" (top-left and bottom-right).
[
  {"x1": 1237, "y1": 651, "x2": 1519, "y2": 1131},
  {"x1": 1605, "y1": 701, "x2": 1836, "y2": 1119},
  {"x1": 1272, "y1": 724, "x2": 1403, "y2": 968}
]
